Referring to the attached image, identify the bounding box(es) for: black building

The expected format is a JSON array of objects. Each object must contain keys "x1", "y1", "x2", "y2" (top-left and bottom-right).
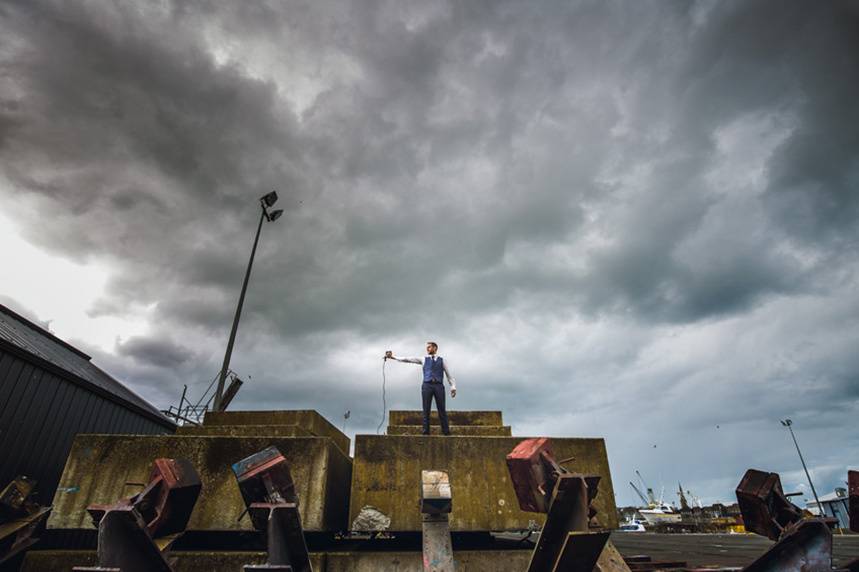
[{"x1": 0, "y1": 304, "x2": 175, "y2": 504}]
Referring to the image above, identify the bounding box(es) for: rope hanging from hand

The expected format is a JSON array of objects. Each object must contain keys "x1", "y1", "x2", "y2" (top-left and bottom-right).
[{"x1": 376, "y1": 357, "x2": 387, "y2": 435}]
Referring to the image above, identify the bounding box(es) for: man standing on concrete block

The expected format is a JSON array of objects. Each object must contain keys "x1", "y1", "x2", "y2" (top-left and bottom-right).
[{"x1": 385, "y1": 342, "x2": 456, "y2": 435}]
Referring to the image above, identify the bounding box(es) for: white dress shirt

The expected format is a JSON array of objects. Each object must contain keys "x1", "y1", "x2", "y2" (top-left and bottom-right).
[{"x1": 391, "y1": 354, "x2": 456, "y2": 389}]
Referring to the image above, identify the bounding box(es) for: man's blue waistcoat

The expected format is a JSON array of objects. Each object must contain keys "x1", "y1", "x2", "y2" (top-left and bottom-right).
[{"x1": 423, "y1": 356, "x2": 445, "y2": 383}]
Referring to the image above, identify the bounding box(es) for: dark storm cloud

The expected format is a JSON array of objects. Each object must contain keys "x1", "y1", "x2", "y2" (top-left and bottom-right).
[
  {"x1": 1, "y1": 0, "x2": 857, "y2": 504},
  {"x1": 116, "y1": 335, "x2": 193, "y2": 369}
]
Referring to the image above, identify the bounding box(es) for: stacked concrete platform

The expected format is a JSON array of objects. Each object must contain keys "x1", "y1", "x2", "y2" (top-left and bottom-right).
[
  {"x1": 351, "y1": 410, "x2": 618, "y2": 531},
  {"x1": 46, "y1": 410, "x2": 352, "y2": 534},
  {"x1": 23, "y1": 408, "x2": 619, "y2": 571}
]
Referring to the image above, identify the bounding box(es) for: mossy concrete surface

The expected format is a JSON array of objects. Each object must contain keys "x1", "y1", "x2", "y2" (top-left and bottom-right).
[
  {"x1": 325, "y1": 550, "x2": 531, "y2": 571},
  {"x1": 48, "y1": 435, "x2": 351, "y2": 532},
  {"x1": 176, "y1": 424, "x2": 313, "y2": 437},
  {"x1": 22, "y1": 550, "x2": 327, "y2": 571},
  {"x1": 22, "y1": 550, "x2": 523, "y2": 571},
  {"x1": 387, "y1": 425, "x2": 512, "y2": 436},
  {"x1": 203, "y1": 410, "x2": 350, "y2": 454},
  {"x1": 350, "y1": 435, "x2": 617, "y2": 531},
  {"x1": 388, "y1": 410, "x2": 503, "y2": 427}
]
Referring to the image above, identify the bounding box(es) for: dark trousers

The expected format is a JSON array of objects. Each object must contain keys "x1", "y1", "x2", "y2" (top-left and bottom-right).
[{"x1": 421, "y1": 381, "x2": 450, "y2": 435}]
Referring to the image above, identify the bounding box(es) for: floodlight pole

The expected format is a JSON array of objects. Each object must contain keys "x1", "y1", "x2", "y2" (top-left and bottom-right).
[
  {"x1": 213, "y1": 195, "x2": 280, "y2": 411},
  {"x1": 780, "y1": 418, "x2": 822, "y2": 514}
]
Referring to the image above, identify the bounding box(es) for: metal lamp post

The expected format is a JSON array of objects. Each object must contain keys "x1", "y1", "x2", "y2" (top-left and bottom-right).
[
  {"x1": 780, "y1": 418, "x2": 823, "y2": 514},
  {"x1": 213, "y1": 192, "x2": 283, "y2": 412}
]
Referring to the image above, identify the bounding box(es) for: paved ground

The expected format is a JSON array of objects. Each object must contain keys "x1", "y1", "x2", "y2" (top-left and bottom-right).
[{"x1": 611, "y1": 532, "x2": 859, "y2": 568}]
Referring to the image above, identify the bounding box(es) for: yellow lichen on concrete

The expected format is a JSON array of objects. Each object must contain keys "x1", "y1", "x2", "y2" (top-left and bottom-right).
[
  {"x1": 387, "y1": 425, "x2": 512, "y2": 436},
  {"x1": 350, "y1": 435, "x2": 618, "y2": 531},
  {"x1": 388, "y1": 411, "x2": 503, "y2": 427},
  {"x1": 325, "y1": 550, "x2": 531, "y2": 571},
  {"x1": 203, "y1": 410, "x2": 350, "y2": 454},
  {"x1": 48, "y1": 435, "x2": 351, "y2": 532},
  {"x1": 176, "y1": 424, "x2": 313, "y2": 437}
]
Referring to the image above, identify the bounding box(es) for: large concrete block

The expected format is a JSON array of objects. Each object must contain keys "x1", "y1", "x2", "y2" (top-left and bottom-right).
[
  {"x1": 350, "y1": 435, "x2": 617, "y2": 531},
  {"x1": 388, "y1": 411, "x2": 503, "y2": 427},
  {"x1": 22, "y1": 550, "x2": 327, "y2": 571},
  {"x1": 177, "y1": 424, "x2": 313, "y2": 437},
  {"x1": 48, "y1": 435, "x2": 351, "y2": 532},
  {"x1": 387, "y1": 425, "x2": 512, "y2": 436},
  {"x1": 203, "y1": 410, "x2": 350, "y2": 454},
  {"x1": 325, "y1": 550, "x2": 531, "y2": 571}
]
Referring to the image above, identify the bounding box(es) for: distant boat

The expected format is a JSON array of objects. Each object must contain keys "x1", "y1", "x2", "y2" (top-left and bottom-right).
[
  {"x1": 638, "y1": 504, "x2": 681, "y2": 525},
  {"x1": 618, "y1": 520, "x2": 647, "y2": 532},
  {"x1": 629, "y1": 471, "x2": 682, "y2": 525}
]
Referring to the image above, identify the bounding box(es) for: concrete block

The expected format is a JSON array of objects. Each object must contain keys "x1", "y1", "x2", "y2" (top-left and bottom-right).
[
  {"x1": 387, "y1": 425, "x2": 512, "y2": 436},
  {"x1": 325, "y1": 550, "x2": 531, "y2": 571},
  {"x1": 176, "y1": 424, "x2": 313, "y2": 437},
  {"x1": 48, "y1": 435, "x2": 351, "y2": 532},
  {"x1": 388, "y1": 411, "x2": 503, "y2": 427},
  {"x1": 350, "y1": 435, "x2": 617, "y2": 531},
  {"x1": 203, "y1": 410, "x2": 349, "y2": 454},
  {"x1": 22, "y1": 550, "x2": 326, "y2": 571}
]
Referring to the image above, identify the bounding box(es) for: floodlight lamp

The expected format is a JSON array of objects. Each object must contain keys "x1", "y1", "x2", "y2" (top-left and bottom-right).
[
  {"x1": 261, "y1": 191, "x2": 279, "y2": 207},
  {"x1": 780, "y1": 419, "x2": 792, "y2": 427},
  {"x1": 268, "y1": 209, "x2": 284, "y2": 222}
]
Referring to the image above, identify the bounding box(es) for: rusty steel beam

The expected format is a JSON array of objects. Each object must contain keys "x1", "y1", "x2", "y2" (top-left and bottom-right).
[
  {"x1": 742, "y1": 519, "x2": 832, "y2": 572},
  {"x1": 507, "y1": 438, "x2": 610, "y2": 572},
  {"x1": 73, "y1": 506, "x2": 173, "y2": 572},
  {"x1": 849, "y1": 470, "x2": 858, "y2": 534},
  {"x1": 233, "y1": 447, "x2": 311, "y2": 572},
  {"x1": 736, "y1": 469, "x2": 803, "y2": 541},
  {"x1": 527, "y1": 475, "x2": 591, "y2": 572},
  {"x1": 87, "y1": 458, "x2": 201, "y2": 539},
  {"x1": 0, "y1": 476, "x2": 50, "y2": 564},
  {"x1": 554, "y1": 530, "x2": 610, "y2": 571},
  {"x1": 74, "y1": 458, "x2": 201, "y2": 572},
  {"x1": 507, "y1": 437, "x2": 563, "y2": 513}
]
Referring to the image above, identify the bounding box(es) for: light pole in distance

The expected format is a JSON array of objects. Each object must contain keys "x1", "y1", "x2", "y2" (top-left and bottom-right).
[
  {"x1": 213, "y1": 191, "x2": 283, "y2": 412},
  {"x1": 780, "y1": 418, "x2": 823, "y2": 514}
]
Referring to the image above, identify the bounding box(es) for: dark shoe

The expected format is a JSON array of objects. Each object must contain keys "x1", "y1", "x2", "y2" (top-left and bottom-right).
[
  {"x1": 422, "y1": 431, "x2": 430, "y2": 435},
  {"x1": 442, "y1": 431, "x2": 451, "y2": 436}
]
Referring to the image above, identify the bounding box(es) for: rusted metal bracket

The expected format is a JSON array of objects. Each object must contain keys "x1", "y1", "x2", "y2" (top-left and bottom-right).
[
  {"x1": 736, "y1": 469, "x2": 804, "y2": 541},
  {"x1": 87, "y1": 458, "x2": 202, "y2": 539},
  {"x1": 73, "y1": 458, "x2": 201, "y2": 572},
  {"x1": 507, "y1": 438, "x2": 566, "y2": 513},
  {"x1": 735, "y1": 468, "x2": 844, "y2": 572},
  {"x1": 232, "y1": 446, "x2": 311, "y2": 572},
  {"x1": 420, "y1": 470, "x2": 454, "y2": 572},
  {"x1": 743, "y1": 519, "x2": 832, "y2": 572},
  {"x1": 849, "y1": 470, "x2": 858, "y2": 534},
  {"x1": 75, "y1": 505, "x2": 174, "y2": 572},
  {"x1": 844, "y1": 470, "x2": 859, "y2": 572},
  {"x1": 507, "y1": 438, "x2": 614, "y2": 572},
  {"x1": 0, "y1": 476, "x2": 51, "y2": 564}
]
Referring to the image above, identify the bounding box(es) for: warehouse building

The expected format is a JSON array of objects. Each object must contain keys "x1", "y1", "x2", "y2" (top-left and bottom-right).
[{"x1": 0, "y1": 303, "x2": 175, "y2": 504}]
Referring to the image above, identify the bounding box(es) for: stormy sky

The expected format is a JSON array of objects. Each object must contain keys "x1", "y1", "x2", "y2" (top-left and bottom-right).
[{"x1": 1, "y1": 0, "x2": 857, "y2": 507}]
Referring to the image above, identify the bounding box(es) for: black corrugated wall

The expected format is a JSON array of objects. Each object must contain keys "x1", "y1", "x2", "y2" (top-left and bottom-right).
[{"x1": 0, "y1": 348, "x2": 173, "y2": 505}]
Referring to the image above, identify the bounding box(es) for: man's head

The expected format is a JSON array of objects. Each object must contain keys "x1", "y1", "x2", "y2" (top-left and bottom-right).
[{"x1": 426, "y1": 341, "x2": 438, "y2": 355}]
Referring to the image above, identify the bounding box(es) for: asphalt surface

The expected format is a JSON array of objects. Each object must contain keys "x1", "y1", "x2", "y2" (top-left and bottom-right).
[{"x1": 611, "y1": 533, "x2": 859, "y2": 568}]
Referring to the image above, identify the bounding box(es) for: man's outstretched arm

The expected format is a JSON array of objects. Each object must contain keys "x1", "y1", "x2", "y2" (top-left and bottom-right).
[{"x1": 385, "y1": 350, "x2": 422, "y2": 364}]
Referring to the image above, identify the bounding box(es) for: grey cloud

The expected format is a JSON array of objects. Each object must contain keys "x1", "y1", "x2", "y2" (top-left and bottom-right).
[{"x1": 115, "y1": 335, "x2": 194, "y2": 369}]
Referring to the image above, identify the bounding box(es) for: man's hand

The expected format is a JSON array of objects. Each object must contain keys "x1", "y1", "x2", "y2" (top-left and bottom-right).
[
  {"x1": 384, "y1": 350, "x2": 393, "y2": 360},
  {"x1": 450, "y1": 388, "x2": 457, "y2": 398}
]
